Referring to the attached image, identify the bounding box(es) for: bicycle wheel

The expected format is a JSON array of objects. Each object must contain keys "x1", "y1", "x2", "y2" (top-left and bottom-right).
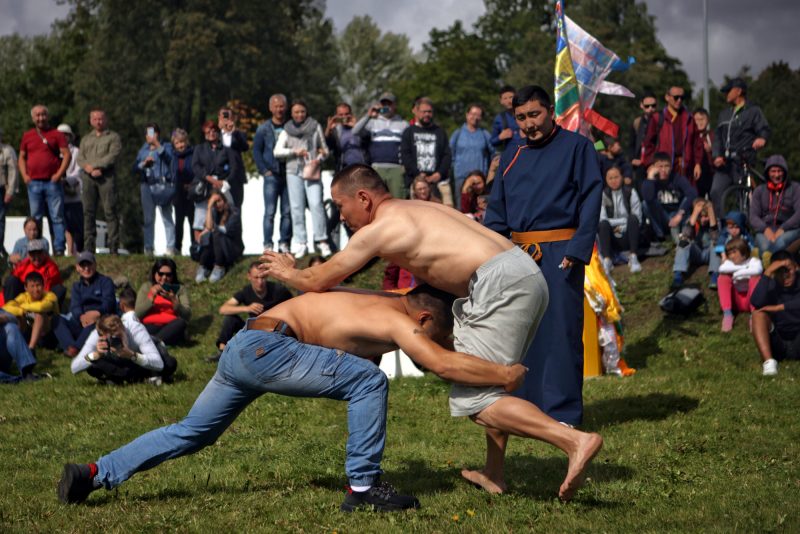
[{"x1": 720, "y1": 184, "x2": 751, "y2": 216}]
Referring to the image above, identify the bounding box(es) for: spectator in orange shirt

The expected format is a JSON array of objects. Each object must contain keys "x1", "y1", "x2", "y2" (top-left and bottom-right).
[
  {"x1": 135, "y1": 259, "x2": 191, "y2": 346},
  {"x1": 3, "y1": 239, "x2": 65, "y2": 307}
]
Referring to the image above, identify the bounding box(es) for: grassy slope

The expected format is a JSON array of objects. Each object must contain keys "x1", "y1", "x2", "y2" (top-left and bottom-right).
[{"x1": 0, "y1": 253, "x2": 797, "y2": 533}]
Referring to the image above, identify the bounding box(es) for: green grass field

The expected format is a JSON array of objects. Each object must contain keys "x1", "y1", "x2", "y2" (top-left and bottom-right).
[{"x1": 0, "y1": 253, "x2": 797, "y2": 533}]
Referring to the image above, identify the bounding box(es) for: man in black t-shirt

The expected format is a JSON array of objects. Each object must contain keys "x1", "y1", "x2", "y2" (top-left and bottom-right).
[{"x1": 206, "y1": 261, "x2": 292, "y2": 362}]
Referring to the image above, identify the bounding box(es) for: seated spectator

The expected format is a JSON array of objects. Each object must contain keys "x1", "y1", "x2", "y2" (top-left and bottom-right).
[
  {"x1": 136, "y1": 258, "x2": 191, "y2": 345},
  {"x1": 751, "y1": 250, "x2": 800, "y2": 376},
  {"x1": 52, "y1": 252, "x2": 116, "y2": 357},
  {"x1": 460, "y1": 171, "x2": 486, "y2": 215},
  {"x1": 71, "y1": 290, "x2": 177, "y2": 384},
  {"x1": 599, "y1": 166, "x2": 643, "y2": 274},
  {"x1": 672, "y1": 198, "x2": 720, "y2": 288},
  {"x1": 206, "y1": 261, "x2": 292, "y2": 362},
  {"x1": 409, "y1": 175, "x2": 442, "y2": 203},
  {"x1": 9, "y1": 217, "x2": 50, "y2": 267},
  {"x1": 599, "y1": 136, "x2": 634, "y2": 186},
  {"x1": 133, "y1": 123, "x2": 176, "y2": 256},
  {"x1": 3, "y1": 239, "x2": 65, "y2": 306},
  {"x1": 193, "y1": 191, "x2": 244, "y2": 283},
  {"x1": 714, "y1": 211, "x2": 753, "y2": 263},
  {"x1": 641, "y1": 151, "x2": 697, "y2": 243},
  {"x1": 718, "y1": 238, "x2": 763, "y2": 332},
  {"x1": 2, "y1": 272, "x2": 58, "y2": 352},
  {"x1": 0, "y1": 312, "x2": 43, "y2": 383},
  {"x1": 749, "y1": 155, "x2": 800, "y2": 260}
]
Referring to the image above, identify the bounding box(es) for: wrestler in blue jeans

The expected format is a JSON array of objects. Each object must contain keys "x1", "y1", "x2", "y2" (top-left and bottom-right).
[
  {"x1": 92, "y1": 324, "x2": 388, "y2": 490},
  {"x1": 27, "y1": 179, "x2": 66, "y2": 254}
]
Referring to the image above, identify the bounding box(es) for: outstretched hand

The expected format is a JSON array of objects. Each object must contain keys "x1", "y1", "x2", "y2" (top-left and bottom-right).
[
  {"x1": 504, "y1": 364, "x2": 528, "y2": 392},
  {"x1": 259, "y1": 250, "x2": 297, "y2": 281}
]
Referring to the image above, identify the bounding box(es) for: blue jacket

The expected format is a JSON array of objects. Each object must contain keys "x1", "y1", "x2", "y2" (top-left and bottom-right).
[
  {"x1": 715, "y1": 210, "x2": 753, "y2": 253},
  {"x1": 70, "y1": 272, "x2": 117, "y2": 319},
  {"x1": 133, "y1": 142, "x2": 173, "y2": 184},
  {"x1": 252, "y1": 120, "x2": 283, "y2": 176},
  {"x1": 489, "y1": 110, "x2": 522, "y2": 152}
]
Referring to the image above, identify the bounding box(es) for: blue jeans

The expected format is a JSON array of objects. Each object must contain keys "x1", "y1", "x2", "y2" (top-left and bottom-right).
[
  {"x1": 755, "y1": 229, "x2": 800, "y2": 255},
  {"x1": 0, "y1": 321, "x2": 37, "y2": 383},
  {"x1": 286, "y1": 173, "x2": 327, "y2": 245},
  {"x1": 52, "y1": 314, "x2": 95, "y2": 352},
  {"x1": 673, "y1": 242, "x2": 721, "y2": 273},
  {"x1": 140, "y1": 184, "x2": 176, "y2": 252},
  {"x1": 263, "y1": 173, "x2": 292, "y2": 249},
  {"x1": 95, "y1": 327, "x2": 387, "y2": 489},
  {"x1": 27, "y1": 180, "x2": 65, "y2": 252}
]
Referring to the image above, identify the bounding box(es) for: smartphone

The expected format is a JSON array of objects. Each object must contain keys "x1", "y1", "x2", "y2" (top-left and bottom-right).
[
  {"x1": 162, "y1": 283, "x2": 181, "y2": 294},
  {"x1": 146, "y1": 127, "x2": 155, "y2": 138}
]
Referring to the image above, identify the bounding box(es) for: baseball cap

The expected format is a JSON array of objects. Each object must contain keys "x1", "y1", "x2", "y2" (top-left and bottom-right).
[
  {"x1": 378, "y1": 92, "x2": 397, "y2": 104},
  {"x1": 57, "y1": 123, "x2": 74, "y2": 137},
  {"x1": 76, "y1": 251, "x2": 96, "y2": 264},
  {"x1": 721, "y1": 77, "x2": 747, "y2": 93},
  {"x1": 27, "y1": 239, "x2": 47, "y2": 252}
]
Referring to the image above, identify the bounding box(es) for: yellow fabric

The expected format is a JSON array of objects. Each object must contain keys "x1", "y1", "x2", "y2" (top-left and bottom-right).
[
  {"x1": 582, "y1": 297, "x2": 602, "y2": 377},
  {"x1": 583, "y1": 250, "x2": 623, "y2": 323},
  {"x1": 2, "y1": 291, "x2": 58, "y2": 317}
]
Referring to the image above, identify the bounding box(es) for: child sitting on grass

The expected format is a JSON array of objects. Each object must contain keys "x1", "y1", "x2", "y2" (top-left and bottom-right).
[
  {"x1": 672, "y1": 198, "x2": 720, "y2": 288},
  {"x1": 2, "y1": 272, "x2": 58, "y2": 352},
  {"x1": 717, "y1": 238, "x2": 763, "y2": 332}
]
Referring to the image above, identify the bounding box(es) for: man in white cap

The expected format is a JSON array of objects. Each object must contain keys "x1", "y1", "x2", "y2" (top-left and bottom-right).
[{"x1": 57, "y1": 124, "x2": 84, "y2": 254}]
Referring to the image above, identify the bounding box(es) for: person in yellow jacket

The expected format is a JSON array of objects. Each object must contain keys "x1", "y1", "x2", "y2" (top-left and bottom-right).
[{"x1": 2, "y1": 271, "x2": 58, "y2": 351}]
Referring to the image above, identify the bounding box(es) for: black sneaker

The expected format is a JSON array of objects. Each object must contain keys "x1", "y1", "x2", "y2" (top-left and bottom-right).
[
  {"x1": 57, "y1": 463, "x2": 98, "y2": 504},
  {"x1": 340, "y1": 480, "x2": 421, "y2": 512}
]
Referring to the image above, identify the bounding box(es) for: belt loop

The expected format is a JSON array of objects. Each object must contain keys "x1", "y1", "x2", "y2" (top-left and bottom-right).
[{"x1": 277, "y1": 321, "x2": 289, "y2": 336}]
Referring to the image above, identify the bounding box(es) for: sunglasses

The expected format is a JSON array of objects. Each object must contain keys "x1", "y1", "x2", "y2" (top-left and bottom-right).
[
  {"x1": 643, "y1": 104, "x2": 656, "y2": 109},
  {"x1": 78, "y1": 261, "x2": 94, "y2": 268},
  {"x1": 156, "y1": 271, "x2": 174, "y2": 277},
  {"x1": 669, "y1": 94, "x2": 685, "y2": 100}
]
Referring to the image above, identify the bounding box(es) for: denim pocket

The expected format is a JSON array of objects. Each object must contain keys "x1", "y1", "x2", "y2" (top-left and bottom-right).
[
  {"x1": 321, "y1": 349, "x2": 344, "y2": 377},
  {"x1": 241, "y1": 342, "x2": 300, "y2": 384}
]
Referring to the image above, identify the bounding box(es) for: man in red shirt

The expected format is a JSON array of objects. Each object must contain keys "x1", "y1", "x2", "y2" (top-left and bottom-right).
[
  {"x1": 3, "y1": 239, "x2": 65, "y2": 306},
  {"x1": 18, "y1": 105, "x2": 69, "y2": 256}
]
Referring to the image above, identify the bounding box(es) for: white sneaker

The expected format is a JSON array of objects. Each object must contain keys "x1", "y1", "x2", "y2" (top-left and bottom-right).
[
  {"x1": 628, "y1": 254, "x2": 642, "y2": 273},
  {"x1": 293, "y1": 244, "x2": 308, "y2": 259},
  {"x1": 209, "y1": 265, "x2": 226, "y2": 283},
  {"x1": 195, "y1": 266, "x2": 210, "y2": 283},
  {"x1": 278, "y1": 242, "x2": 290, "y2": 254},
  {"x1": 317, "y1": 241, "x2": 332, "y2": 258},
  {"x1": 762, "y1": 358, "x2": 778, "y2": 376},
  {"x1": 263, "y1": 243, "x2": 274, "y2": 252},
  {"x1": 602, "y1": 256, "x2": 614, "y2": 274}
]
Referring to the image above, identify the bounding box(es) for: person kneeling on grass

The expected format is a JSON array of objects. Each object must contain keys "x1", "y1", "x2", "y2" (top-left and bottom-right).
[
  {"x1": 57, "y1": 285, "x2": 600, "y2": 511},
  {"x1": 750, "y1": 250, "x2": 800, "y2": 376},
  {"x1": 2, "y1": 271, "x2": 58, "y2": 354},
  {"x1": 717, "y1": 238, "x2": 762, "y2": 332},
  {"x1": 70, "y1": 288, "x2": 177, "y2": 385}
]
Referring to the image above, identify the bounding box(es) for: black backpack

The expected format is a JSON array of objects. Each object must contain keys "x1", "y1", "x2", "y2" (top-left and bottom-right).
[{"x1": 659, "y1": 287, "x2": 705, "y2": 315}]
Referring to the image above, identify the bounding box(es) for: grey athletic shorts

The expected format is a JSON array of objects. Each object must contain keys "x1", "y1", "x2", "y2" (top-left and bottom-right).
[{"x1": 449, "y1": 246, "x2": 549, "y2": 417}]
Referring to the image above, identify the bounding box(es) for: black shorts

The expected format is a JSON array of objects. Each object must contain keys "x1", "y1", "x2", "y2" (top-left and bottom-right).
[{"x1": 769, "y1": 328, "x2": 800, "y2": 361}]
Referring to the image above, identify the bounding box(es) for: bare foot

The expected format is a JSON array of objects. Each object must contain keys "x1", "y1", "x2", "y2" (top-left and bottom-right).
[
  {"x1": 559, "y1": 432, "x2": 603, "y2": 502},
  {"x1": 461, "y1": 469, "x2": 507, "y2": 494}
]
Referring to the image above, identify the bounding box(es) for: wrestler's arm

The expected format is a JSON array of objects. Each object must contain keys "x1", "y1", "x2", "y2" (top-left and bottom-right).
[
  {"x1": 261, "y1": 225, "x2": 381, "y2": 292},
  {"x1": 387, "y1": 313, "x2": 525, "y2": 391}
]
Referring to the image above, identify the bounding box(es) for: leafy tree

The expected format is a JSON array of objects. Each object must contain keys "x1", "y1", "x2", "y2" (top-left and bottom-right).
[{"x1": 335, "y1": 15, "x2": 414, "y2": 115}]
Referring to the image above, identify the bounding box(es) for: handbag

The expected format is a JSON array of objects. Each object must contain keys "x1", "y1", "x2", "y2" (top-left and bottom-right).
[
  {"x1": 302, "y1": 157, "x2": 321, "y2": 180},
  {"x1": 63, "y1": 179, "x2": 80, "y2": 197},
  {"x1": 149, "y1": 176, "x2": 176, "y2": 206},
  {"x1": 187, "y1": 176, "x2": 210, "y2": 202}
]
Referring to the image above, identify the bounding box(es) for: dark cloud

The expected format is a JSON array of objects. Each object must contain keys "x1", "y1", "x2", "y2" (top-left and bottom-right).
[{"x1": 0, "y1": 0, "x2": 69, "y2": 36}]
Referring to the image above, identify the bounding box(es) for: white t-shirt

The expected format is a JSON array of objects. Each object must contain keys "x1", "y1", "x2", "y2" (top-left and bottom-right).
[{"x1": 71, "y1": 311, "x2": 164, "y2": 374}]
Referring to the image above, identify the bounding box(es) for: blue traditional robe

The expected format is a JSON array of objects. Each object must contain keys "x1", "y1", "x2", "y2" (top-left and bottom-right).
[{"x1": 484, "y1": 126, "x2": 602, "y2": 424}]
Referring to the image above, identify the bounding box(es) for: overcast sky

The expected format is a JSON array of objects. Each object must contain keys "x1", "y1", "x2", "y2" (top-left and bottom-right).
[{"x1": 2, "y1": 0, "x2": 797, "y2": 89}]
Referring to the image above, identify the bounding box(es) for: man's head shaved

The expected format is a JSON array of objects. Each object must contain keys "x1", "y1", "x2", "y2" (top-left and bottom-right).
[{"x1": 332, "y1": 164, "x2": 389, "y2": 196}]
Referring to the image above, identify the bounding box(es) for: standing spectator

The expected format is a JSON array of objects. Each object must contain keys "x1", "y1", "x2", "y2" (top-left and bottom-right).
[
  {"x1": 77, "y1": 108, "x2": 122, "y2": 254},
  {"x1": 217, "y1": 107, "x2": 248, "y2": 207},
  {"x1": 598, "y1": 136, "x2": 634, "y2": 185},
  {"x1": 190, "y1": 121, "x2": 235, "y2": 243},
  {"x1": 642, "y1": 86, "x2": 703, "y2": 185},
  {"x1": 751, "y1": 250, "x2": 800, "y2": 376},
  {"x1": 640, "y1": 152, "x2": 697, "y2": 243},
  {"x1": 57, "y1": 124, "x2": 84, "y2": 255},
  {"x1": 717, "y1": 238, "x2": 762, "y2": 332},
  {"x1": 749, "y1": 155, "x2": 800, "y2": 258},
  {"x1": 2, "y1": 271, "x2": 58, "y2": 352},
  {"x1": 629, "y1": 91, "x2": 657, "y2": 185},
  {"x1": 273, "y1": 99, "x2": 330, "y2": 259},
  {"x1": 598, "y1": 166, "x2": 643, "y2": 273},
  {"x1": 0, "y1": 127, "x2": 19, "y2": 255},
  {"x1": 0, "y1": 313, "x2": 42, "y2": 383},
  {"x1": 135, "y1": 258, "x2": 191, "y2": 346},
  {"x1": 194, "y1": 191, "x2": 244, "y2": 283},
  {"x1": 325, "y1": 102, "x2": 368, "y2": 171},
  {"x1": 9, "y1": 217, "x2": 50, "y2": 268},
  {"x1": 18, "y1": 105, "x2": 69, "y2": 256},
  {"x1": 485, "y1": 85, "x2": 602, "y2": 426},
  {"x1": 253, "y1": 94, "x2": 292, "y2": 254},
  {"x1": 351, "y1": 92, "x2": 408, "y2": 199},
  {"x1": 205, "y1": 261, "x2": 292, "y2": 362},
  {"x1": 693, "y1": 108, "x2": 714, "y2": 198},
  {"x1": 450, "y1": 104, "x2": 492, "y2": 200},
  {"x1": 133, "y1": 123, "x2": 176, "y2": 256},
  {"x1": 52, "y1": 251, "x2": 116, "y2": 357},
  {"x1": 709, "y1": 78, "x2": 771, "y2": 216},
  {"x1": 170, "y1": 128, "x2": 195, "y2": 254},
  {"x1": 488, "y1": 85, "x2": 521, "y2": 183},
  {"x1": 4, "y1": 239, "x2": 65, "y2": 305},
  {"x1": 460, "y1": 171, "x2": 486, "y2": 215},
  {"x1": 400, "y1": 97, "x2": 452, "y2": 206},
  {"x1": 671, "y1": 198, "x2": 720, "y2": 289}
]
